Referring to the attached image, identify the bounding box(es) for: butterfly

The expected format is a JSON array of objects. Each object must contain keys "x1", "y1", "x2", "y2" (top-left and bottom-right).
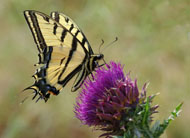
[{"x1": 23, "y1": 10, "x2": 104, "y2": 102}]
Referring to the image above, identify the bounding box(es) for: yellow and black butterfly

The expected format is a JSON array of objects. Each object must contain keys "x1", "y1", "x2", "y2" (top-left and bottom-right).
[{"x1": 23, "y1": 10, "x2": 104, "y2": 102}]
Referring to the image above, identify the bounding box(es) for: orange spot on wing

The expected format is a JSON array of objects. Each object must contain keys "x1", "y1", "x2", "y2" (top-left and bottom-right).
[{"x1": 48, "y1": 91, "x2": 56, "y2": 95}]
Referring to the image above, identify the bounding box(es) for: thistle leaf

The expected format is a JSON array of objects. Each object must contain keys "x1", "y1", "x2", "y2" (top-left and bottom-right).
[{"x1": 152, "y1": 102, "x2": 183, "y2": 137}]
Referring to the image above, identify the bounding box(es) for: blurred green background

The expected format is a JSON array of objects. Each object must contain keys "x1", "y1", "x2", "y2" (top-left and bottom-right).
[{"x1": 0, "y1": 0, "x2": 189, "y2": 138}]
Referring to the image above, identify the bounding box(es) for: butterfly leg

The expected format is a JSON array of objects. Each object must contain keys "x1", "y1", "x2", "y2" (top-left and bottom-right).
[
  {"x1": 98, "y1": 63, "x2": 105, "y2": 68},
  {"x1": 36, "y1": 95, "x2": 42, "y2": 103}
]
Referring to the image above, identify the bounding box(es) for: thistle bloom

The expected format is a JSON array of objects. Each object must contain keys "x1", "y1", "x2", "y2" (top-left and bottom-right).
[
  {"x1": 75, "y1": 61, "x2": 156, "y2": 137},
  {"x1": 75, "y1": 61, "x2": 183, "y2": 138}
]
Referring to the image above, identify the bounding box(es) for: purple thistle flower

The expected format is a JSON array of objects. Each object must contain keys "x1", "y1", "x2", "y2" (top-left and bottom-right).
[{"x1": 75, "y1": 61, "x2": 154, "y2": 137}]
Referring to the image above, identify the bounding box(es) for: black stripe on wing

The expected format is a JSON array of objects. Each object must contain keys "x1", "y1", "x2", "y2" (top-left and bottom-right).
[
  {"x1": 69, "y1": 24, "x2": 74, "y2": 32},
  {"x1": 53, "y1": 12, "x2": 60, "y2": 22},
  {"x1": 61, "y1": 29, "x2": 67, "y2": 42},
  {"x1": 53, "y1": 23, "x2": 58, "y2": 35},
  {"x1": 71, "y1": 65, "x2": 87, "y2": 92},
  {"x1": 58, "y1": 36, "x2": 87, "y2": 87},
  {"x1": 23, "y1": 46, "x2": 60, "y2": 102},
  {"x1": 50, "y1": 11, "x2": 94, "y2": 55},
  {"x1": 24, "y1": 11, "x2": 47, "y2": 52},
  {"x1": 58, "y1": 64, "x2": 82, "y2": 88},
  {"x1": 52, "y1": 13, "x2": 59, "y2": 35}
]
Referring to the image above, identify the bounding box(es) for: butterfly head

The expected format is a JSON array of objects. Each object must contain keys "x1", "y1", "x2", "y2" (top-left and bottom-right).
[
  {"x1": 95, "y1": 54, "x2": 104, "y2": 61},
  {"x1": 89, "y1": 54, "x2": 104, "y2": 71},
  {"x1": 91, "y1": 54, "x2": 104, "y2": 63}
]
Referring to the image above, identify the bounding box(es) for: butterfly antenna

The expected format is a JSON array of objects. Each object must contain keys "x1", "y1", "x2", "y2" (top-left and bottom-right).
[
  {"x1": 98, "y1": 39, "x2": 108, "y2": 65},
  {"x1": 100, "y1": 37, "x2": 118, "y2": 53},
  {"x1": 98, "y1": 39, "x2": 104, "y2": 54},
  {"x1": 99, "y1": 37, "x2": 118, "y2": 66}
]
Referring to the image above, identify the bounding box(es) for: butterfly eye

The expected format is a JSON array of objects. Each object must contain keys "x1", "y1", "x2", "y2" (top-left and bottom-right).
[
  {"x1": 100, "y1": 54, "x2": 104, "y2": 59},
  {"x1": 96, "y1": 54, "x2": 104, "y2": 60}
]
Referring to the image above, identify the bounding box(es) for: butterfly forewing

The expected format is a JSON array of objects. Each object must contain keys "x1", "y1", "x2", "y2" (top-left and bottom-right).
[
  {"x1": 23, "y1": 10, "x2": 103, "y2": 102},
  {"x1": 24, "y1": 11, "x2": 85, "y2": 53},
  {"x1": 50, "y1": 11, "x2": 94, "y2": 55}
]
